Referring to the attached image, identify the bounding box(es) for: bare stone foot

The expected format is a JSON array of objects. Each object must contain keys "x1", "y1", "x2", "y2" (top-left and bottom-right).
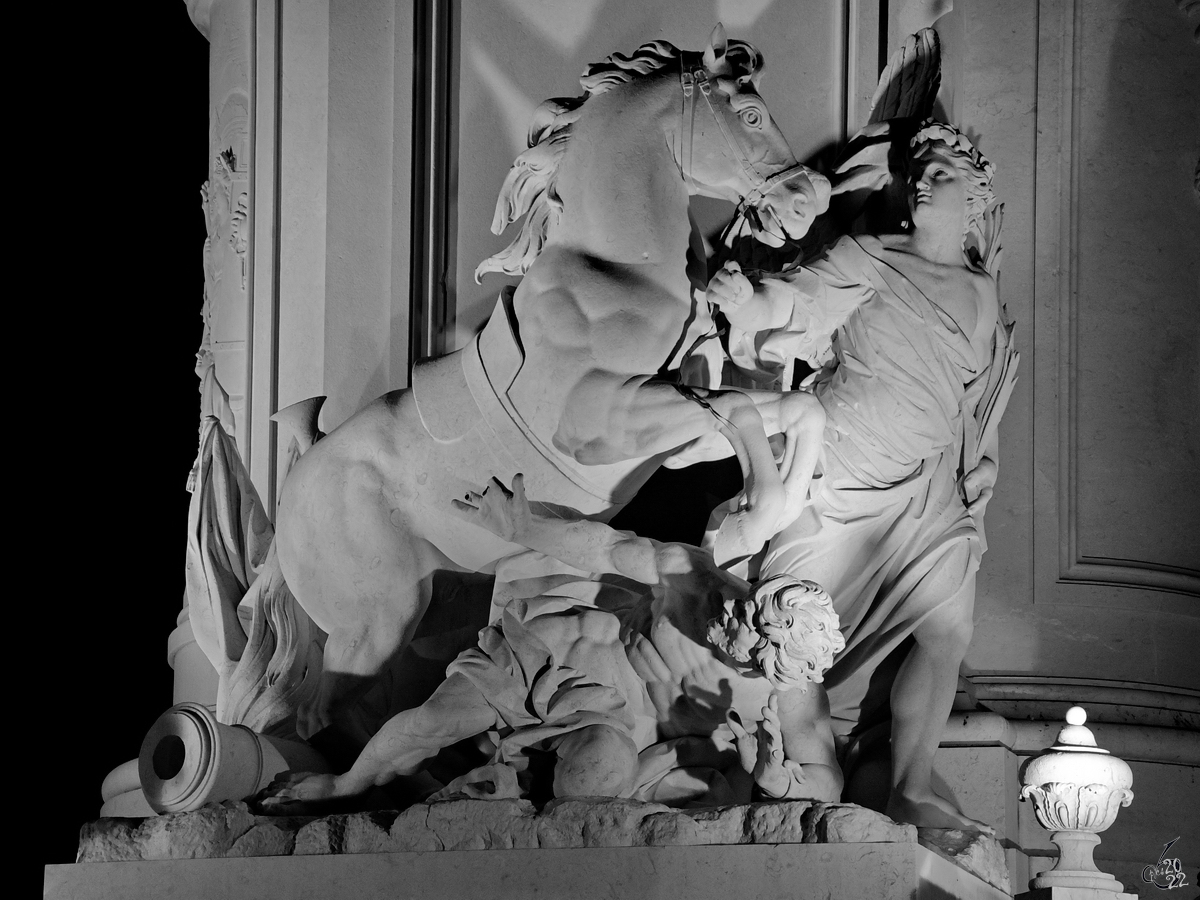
[
  {"x1": 258, "y1": 771, "x2": 343, "y2": 813},
  {"x1": 887, "y1": 790, "x2": 997, "y2": 836}
]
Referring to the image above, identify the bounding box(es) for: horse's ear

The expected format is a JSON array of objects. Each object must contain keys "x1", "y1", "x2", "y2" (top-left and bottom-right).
[
  {"x1": 704, "y1": 23, "x2": 729, "y2": 75},
  {"x1": 723, "y1": 42, "x2": 761, "y2": 87}
]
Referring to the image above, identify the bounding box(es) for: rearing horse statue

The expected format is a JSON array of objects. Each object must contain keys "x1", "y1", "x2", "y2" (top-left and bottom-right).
[{"x1": 276, "y1": 28, "x2": 832, "y2": 737}]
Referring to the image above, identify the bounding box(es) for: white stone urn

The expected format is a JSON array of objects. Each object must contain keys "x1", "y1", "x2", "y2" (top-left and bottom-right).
[{"x1": 1019, "y1": 706, "x2": 1134, "y2": 893}]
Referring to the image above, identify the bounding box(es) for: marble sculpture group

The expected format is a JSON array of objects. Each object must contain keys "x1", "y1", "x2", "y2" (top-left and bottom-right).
[{"x1": 187, "y1": 24, "x2": 1017, "y2": 837}]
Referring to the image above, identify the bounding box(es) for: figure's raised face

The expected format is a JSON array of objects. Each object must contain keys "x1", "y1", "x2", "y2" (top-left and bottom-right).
[
  {"x1": 683, "y1": 27, "x2": 830, "y2": 245},
  {"x1": 908, "y1": 149, "x2": 971, "y2": 237},
  {"x1": 907, "y1": 123, "x2": 996, "y2": 243}
]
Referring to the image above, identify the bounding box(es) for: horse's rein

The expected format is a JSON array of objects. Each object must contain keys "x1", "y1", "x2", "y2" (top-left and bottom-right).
[{"x1": 677, "y1": 54, "x2": 814, "y2": 219}]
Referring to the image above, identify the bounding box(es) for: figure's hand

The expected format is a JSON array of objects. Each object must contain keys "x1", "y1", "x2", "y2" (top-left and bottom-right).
[
  {"x1": 959, "y1": 457, "x2": 998, "y2": 522},
  {"x1": 727, "y1": 707, "x2": 761, "y2": 775},
  {"x1": 451, "y1": 474, "x2": 531, "y2": 543},
  {"x1": 706, "y1": 262, "x2": 754, "y2": 314},
  {"x1": 728, "y1": 694, "x2": 805, "y2": 799}
]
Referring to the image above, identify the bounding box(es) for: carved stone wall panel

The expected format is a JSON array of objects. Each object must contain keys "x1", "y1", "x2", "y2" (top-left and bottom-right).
[
  {"x1": 942, "y1": 0, "x2": 1039, "y2": 637},
  {"x1": 319, "y1": 0, "x2": 408, "y2": 430},
  {"x1": 270, "y1": 0, "x2": 415, "y2": 490},
  {"x1": 247, "y1": 0, "x2": 280, "y2": 497},
  {"x1": 447, "y1": 0, "x2": 850, "y2": 349},
  {"x1": 1030, "y1": 0, "x2": 1199, "y2": 608},
  {"x1": 951, "y1": 0, "x2": 1200, "y2": 689},
  {"x1": 1070, "y1": 3, "x2": 1200, "y2": 578},
  {"x1": 275, "y1": 0, "x2": 330, "y2": 427}
]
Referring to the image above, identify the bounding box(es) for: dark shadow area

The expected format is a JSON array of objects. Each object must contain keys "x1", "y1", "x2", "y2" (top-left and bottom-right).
[
  {"x1": 28, "y1": 4, "x2": 210, "y2": 882},
  {"x1": 610, "y1": 458, "x2": 742, "y2": 547}
]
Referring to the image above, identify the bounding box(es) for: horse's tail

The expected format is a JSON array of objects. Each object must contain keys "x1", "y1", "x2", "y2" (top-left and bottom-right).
[{"x1": 474, "y1": 97, "x2": 582, "y2": 282}]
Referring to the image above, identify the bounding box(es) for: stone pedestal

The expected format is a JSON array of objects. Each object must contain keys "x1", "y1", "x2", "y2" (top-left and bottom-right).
[
  {"x1": 50, "y1": 799, "x2": 1009, "y2": 900},
  {"x1": 1015, "y1": 889, "x2": 1138, "y2": 900},
  {"x1": 45, "y1": 844, "x2": 1009, "y2": 900},
  {"x1": 933, "y1": 712, "x2": 1038, "y2": 889}
]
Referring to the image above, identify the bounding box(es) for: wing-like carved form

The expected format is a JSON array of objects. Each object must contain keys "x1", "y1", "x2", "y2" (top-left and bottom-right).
[
  {"x1": 867, "y1": 28, "x2": 941, "y2": 125},
  {"x1": 825, "y1": 28, "x2": 945, "y2": 237}
]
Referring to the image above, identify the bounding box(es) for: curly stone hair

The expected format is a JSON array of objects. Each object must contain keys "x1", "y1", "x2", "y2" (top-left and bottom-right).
[{"x1": 708, "y1": 574, "x2": 845, "y2": 690}]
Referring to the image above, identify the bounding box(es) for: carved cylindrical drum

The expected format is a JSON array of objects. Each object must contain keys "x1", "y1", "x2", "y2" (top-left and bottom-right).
[{"x1": 138, "y1": 701, "x2": 327, "y2": 814}]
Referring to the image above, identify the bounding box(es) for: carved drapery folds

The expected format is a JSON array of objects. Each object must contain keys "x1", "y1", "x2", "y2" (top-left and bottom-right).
[{"x1": 185, "y1": 417, "x2": 324, "y2": 736}]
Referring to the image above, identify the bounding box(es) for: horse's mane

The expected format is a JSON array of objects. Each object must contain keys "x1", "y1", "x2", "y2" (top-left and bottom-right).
[{"x1": 474, "y1": 41, "x2": 684, "y2": 282}]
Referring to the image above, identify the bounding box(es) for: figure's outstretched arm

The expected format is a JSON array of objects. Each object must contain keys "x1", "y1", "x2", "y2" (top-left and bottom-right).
[{"x1": 452, "y1": 474, "x2": 668, "y2": 585}]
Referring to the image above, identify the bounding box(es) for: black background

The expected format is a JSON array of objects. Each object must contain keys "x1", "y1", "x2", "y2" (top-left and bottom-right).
[{"x1": 32, "y1": 3, "x2": 210, "y2": 883}]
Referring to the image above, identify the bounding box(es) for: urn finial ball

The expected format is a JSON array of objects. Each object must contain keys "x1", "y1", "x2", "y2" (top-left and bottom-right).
[{"x1": 1056, "y1": 704, "x2": 1101, "y2": 750}]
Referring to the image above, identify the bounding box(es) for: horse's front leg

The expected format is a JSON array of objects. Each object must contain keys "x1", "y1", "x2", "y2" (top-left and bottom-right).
[
  {"x1": 742, "y1": 389, "x2": 826, "y2": 518},
  {"x1": 661, "y1": 389, "x2": 826, "y2": 527},
  {"x1": 553, "y1": 375, "x2": 786, "y2": 557},
  {"x1": 702, "y1": 392, "x2": 791, "y2": 560}
]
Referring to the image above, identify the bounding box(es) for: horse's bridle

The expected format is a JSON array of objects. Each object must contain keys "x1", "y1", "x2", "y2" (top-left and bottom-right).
[{"x1": 677, "y1": 54, "x2": 813, "y2": 214}]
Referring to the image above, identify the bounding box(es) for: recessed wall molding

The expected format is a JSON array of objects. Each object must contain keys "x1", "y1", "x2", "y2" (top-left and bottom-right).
[
  {"x1": 1032, "y1": 0, "x2": 1200, "y2": 611},
  {"x1": 964, "y1": 675, "x2": 1200, "y2": 731}
]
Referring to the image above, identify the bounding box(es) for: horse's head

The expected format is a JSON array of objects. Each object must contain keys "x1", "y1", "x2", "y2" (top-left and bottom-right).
[{"x1": 678, "y1": 26, "x2": 830, "y2": 247}]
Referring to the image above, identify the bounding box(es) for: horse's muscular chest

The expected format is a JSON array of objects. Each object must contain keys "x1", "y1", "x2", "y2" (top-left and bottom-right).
[{"x1": 516, "y1": 249, "x2": 692, "y2": 372}]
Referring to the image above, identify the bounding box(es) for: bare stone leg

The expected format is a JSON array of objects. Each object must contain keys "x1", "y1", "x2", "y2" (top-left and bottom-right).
[
  {"x1": 554, "y1": 379, "x2": 787, "y2": 556},
  {"x1": 266, "y1": 673, "x2": 498, "y2": 808},
  {"x1": 885, "y1": 572, "x2": 995, "y2": 834}
]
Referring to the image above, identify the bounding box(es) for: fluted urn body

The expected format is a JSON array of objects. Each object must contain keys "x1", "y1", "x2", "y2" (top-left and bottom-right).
[{"x1": 1019, "y1": 706, "x2": 1134, "y2": 893}]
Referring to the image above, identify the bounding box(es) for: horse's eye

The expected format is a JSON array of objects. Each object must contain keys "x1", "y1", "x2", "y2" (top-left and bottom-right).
[{"x1": 739, "y1": 107, "x2": 763, "y2": 128}]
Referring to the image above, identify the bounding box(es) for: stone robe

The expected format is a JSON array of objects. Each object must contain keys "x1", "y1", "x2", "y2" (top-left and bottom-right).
[{"x1": 751, "y1": 235, "x2": 1017, "y2": 739}]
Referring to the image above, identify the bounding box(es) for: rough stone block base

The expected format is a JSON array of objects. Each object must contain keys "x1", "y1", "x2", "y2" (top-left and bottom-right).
[{"x1": 46, "y1": 843, "x2": 1009, "y2": 900}]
